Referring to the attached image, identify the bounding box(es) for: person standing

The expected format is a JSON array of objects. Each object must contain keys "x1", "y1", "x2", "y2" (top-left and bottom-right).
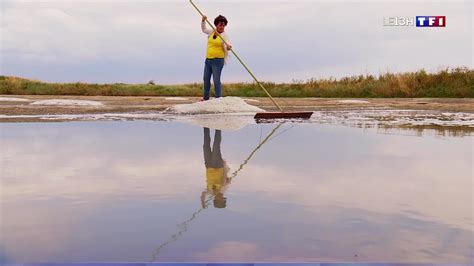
[{"x1": 200, "y1": 15, "x2": 232, "y2": 101}]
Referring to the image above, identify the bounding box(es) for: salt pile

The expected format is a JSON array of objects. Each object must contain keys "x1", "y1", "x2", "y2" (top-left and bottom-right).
[
  {"x1": 165, "y1": 97, "x2": 264, "y2": 114},
  {"x1": 0, "y1": 97, "x2": 31, "y2": 102},
  {"x1": 30, "y1": 99, "x2": 103, "y2": 106}
]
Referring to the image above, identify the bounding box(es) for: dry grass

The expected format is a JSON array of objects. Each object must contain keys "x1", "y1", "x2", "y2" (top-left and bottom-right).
[{"x1": 1, "y1": 67, "x2": 472, "y2": 97}]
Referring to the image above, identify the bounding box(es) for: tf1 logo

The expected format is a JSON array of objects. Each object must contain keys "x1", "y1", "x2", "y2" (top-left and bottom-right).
[
  {"x1": 383, "y1": 16, "x2": 446, "y2": 27},
  {"x1": 416, "y1": 16, "x2": 446, "y2": 27}
]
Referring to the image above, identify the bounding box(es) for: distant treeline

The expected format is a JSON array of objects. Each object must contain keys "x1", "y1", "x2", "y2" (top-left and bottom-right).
[{"x1": 1, "y1": 67, "x2": 473, "y2": 98}]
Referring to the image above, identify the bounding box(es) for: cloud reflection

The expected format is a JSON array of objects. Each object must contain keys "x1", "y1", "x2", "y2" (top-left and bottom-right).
[{"x1": 1, "y1": 121, "x2": 472, "y2": 263}]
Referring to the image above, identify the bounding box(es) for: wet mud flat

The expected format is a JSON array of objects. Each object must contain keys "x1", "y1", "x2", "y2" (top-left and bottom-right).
[{"x1": 0, "y1": 96, "x2": 473, "y2": 134}]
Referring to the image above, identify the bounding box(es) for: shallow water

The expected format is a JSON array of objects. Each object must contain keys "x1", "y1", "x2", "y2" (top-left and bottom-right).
[{"x1": 0, "y1": 119, "x2": 472, "y2": 263}]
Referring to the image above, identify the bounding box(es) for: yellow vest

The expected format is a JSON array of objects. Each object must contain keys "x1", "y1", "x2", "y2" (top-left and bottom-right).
[
  {"x1": 206, "y1": 167, "x2": 225, "y2": 191},
  {"x1": 207, "y1": 32, "x2": 225, "y2": 59}
]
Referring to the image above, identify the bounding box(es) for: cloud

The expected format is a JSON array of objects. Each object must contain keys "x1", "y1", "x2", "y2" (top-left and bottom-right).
[{"x1": 1, "y1": 1, "x2": 470, "y2": 83}]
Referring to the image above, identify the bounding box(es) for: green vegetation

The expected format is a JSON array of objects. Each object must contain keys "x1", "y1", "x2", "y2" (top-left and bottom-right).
[{"x1": 1, "y1": 67, "x2": 472, "y2": 98}]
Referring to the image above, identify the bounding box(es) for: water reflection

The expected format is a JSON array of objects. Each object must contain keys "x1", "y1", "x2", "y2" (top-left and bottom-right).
[
  {"x1": 151, "y1": 123, "x2": 286, "y2": 261},
  {"x1": 151, "y1": 127, "x2": 234, "y2": 261},
  {"x1": 202, "y1": 128, "x2": 230, "y2": 209},
  {"x1": 0, "y1": 121, "x2": 472, "y2": 263}
]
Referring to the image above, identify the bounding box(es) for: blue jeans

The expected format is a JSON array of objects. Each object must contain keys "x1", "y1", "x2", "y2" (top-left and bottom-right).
[{"x1": 203, "y1": 58, "x2": 225, "y2": 100}]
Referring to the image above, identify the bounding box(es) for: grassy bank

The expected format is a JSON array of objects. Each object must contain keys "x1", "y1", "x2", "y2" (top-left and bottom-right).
[{"x1": 1, "y1": 67, "x2": 472, "y2": 98}]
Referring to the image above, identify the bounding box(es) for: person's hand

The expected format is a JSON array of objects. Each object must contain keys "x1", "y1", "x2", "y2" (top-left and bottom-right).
[
  {"x1": 201, "y1": 15, "x2": 207, "y2": 22},
  {"x1": 226, "y1": 44, "x2": 232, "y2": 50}
]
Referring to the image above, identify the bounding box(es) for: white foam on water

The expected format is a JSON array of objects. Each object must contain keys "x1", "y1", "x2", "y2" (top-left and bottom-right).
[
  {"x1": 30, "y1": 99, "x2": 103, "y2": 106},
  {"x1": 0, "y1": 97, "x2": 31, "y2": 102},
  {"x1": 165, "y1": 97, "x2": 264, "y2": 114},
  {"x1": 335, "y1": 100, "x2": 370, "y2": 104},
  {"x1": 164, "y1": 97, "x2": 189, "y2": 101}
]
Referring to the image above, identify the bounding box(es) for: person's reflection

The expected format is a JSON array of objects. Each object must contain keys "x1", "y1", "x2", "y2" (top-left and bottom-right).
[{"x1": 201, "y1": 127, "x2": 231, "y2": 209}]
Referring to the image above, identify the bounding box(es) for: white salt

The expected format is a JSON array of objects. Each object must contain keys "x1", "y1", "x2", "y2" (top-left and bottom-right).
[
  {"x1": 335, "y1": 100, "x2": 370, "y2": 104},
  {"x1": 165, "y1": 97, "x2": 264, "y2": 114},
  {"x1": 30, "y1": 99, "x2": 103, "y2": 106},
  {"x1": 0, "y1": 97, "x2": 30, "y2": 102},
  {"x1": 243, "y1": 98, "x2": 261, "y2": 103},
  {"x1": 164, "y1": 97, "x2": 189, "y2": 101}
]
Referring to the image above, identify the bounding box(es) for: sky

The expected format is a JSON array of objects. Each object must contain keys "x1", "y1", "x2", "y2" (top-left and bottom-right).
[{"x1": 0, "y1": 0, "x2": 472, "y2": 84}]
